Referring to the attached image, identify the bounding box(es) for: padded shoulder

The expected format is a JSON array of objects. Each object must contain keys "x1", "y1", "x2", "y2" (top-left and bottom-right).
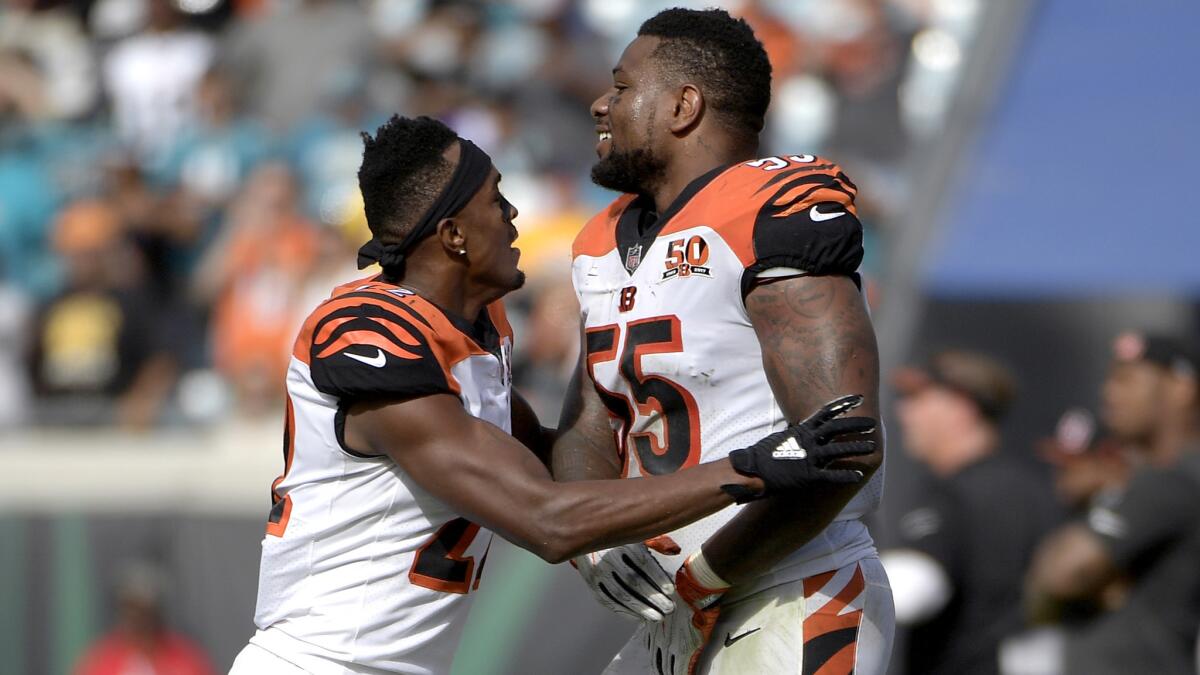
[
  {"x1": 666, "y1": 155, "x2": 863, "y2": 279},
  {"x1": 573, "y1": 194, "x2": 636, "y2": 259}
]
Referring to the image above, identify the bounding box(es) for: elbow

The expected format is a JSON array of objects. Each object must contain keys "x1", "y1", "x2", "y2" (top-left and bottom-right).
[
  {"x1": 524, "y1": 497, "x2": 587, "y2": 564},
  {"x1": 532, "y1": 543, "x2": 573, "y2": 565},
  {"x1": 525, "y1": 524, "x2": 579, "y2": 564}
]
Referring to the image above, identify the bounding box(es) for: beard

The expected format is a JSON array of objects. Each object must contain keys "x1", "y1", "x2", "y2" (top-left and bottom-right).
[{"x1": 590, "y1": 144, "x2": 667, "y2": 196}]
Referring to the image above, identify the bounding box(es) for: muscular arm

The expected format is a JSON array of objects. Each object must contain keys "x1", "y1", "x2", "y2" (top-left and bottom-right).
[
  {"x1": 702, "y1": 275, "x2": 883, "y2": 584},
  {"x1": 345, "y1": 393, "x2": 756, "y2": 564},
  {"x1": 550, "y1": 342, "x2": 622, "y2": 482}
]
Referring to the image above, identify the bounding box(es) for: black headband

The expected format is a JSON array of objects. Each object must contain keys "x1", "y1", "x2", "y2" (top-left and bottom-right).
[{"x1": 357, "y1": 138, "x2": 493, "y2": 276}]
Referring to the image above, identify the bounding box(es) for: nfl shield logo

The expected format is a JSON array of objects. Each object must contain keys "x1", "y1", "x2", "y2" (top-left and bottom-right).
[{"x1": 624, "y1": 244, "x2": 643, "y2": 273}]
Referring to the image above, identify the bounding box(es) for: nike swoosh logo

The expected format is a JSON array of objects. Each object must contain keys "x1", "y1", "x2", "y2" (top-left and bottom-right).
[
  {"x1": 809, "y1": 204, "x2": 845, "y2": 222},
  {"x1": 344, "y1": 348, "x2": 386, "y2": 368},
  {"x1": 723, "y1": 627, "x2": 761, "y2": 648}
]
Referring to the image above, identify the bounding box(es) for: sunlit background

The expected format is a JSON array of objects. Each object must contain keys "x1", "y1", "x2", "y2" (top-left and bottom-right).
[{"x1": 1, "y1": 0, "x2": 1197, "y2": 673}]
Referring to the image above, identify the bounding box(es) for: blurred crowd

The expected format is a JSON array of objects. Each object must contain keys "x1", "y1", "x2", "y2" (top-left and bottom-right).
[
  {"x1": 0, "y1": 0, "x2": 980, "y2": 430},
  {"x1": 880, "y1": 332, "x2": 1200, "y2": 674}
]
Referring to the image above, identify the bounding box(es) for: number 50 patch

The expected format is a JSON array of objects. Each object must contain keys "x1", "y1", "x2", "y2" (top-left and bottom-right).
[{"x1": 663, "y1": 236, "x2": 711, "y2": 280}]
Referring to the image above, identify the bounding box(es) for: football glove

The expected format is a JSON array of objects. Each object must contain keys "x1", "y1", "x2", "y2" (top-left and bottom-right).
[
  {"x1": 572, "y1": 535, "x2": 681, "y2": 621},
  {"x1": 648, "y1": 554, "x2": 728, "y2": 675},
  {"x1": 722, "y1": 394, "x2": 876, "y2": 503}
]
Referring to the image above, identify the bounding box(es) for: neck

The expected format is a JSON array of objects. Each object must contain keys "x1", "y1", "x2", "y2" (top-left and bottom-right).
[
  {"x1": 929, "y1": 424, "x2": 997, "y2": 477},
  {"x1": 395, "y1": 257, "x2": 494, "y2": 322},
  {"x1": 650, "y1": 135, "x2": 757, "y2": 214}
]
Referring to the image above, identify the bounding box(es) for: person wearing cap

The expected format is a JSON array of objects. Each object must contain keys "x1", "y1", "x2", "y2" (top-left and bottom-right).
[
  {"x1": 1027, "y1": 332, "x2": 1200, "y2": 675},
  {"x1": 881, "y1": 350, "x2": 1061, "y2": 675}
]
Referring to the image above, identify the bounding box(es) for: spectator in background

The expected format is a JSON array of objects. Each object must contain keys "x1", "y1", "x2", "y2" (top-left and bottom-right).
[
  {"x1": 1027, "y1": 332, "x2": 1200, "y2": 675},
  {"x1": 0, "y1": 0, "x2": 97, "y2": 120},
  {"x1": 156, "y1": 67, "x2": 271, "y2": 223},
  {"x1": 102, "y1": 0, "x2": 214, "y2": 163},
  {"x1": 881, "y1": 350, "x2": 1061, "y2": 675},
  {"x1": 192, "y1": 163, "x2": 318, "y2": 413},
  {"x1": 29, "y1": 199, "x2": 176, "y2": 429},
  {"x1": 222, "y1": 0, "x2": 372, "y2": 131},
  {"x1": 74, "y1": 562, "x2": 215, "y2": 675},
  {"x1": 0, "y1": 69, "x2": 62, "y2": 300},
  {"x1": 284, "y1": 71, "x2": 385, "y2": 225}
]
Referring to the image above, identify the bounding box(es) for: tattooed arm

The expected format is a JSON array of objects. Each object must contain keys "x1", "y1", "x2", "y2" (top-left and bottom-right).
[{"x1": 701, "y1": 275, "x2": 883, "y2": 584}]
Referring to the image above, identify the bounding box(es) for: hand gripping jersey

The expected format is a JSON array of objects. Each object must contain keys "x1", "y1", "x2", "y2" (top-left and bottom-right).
[
  {"x1": 249, "y1": 276, "x2": 513, "y2": 675},
  {"x1": 572, "y1": 155, "x2": 882, "y2": 600}
]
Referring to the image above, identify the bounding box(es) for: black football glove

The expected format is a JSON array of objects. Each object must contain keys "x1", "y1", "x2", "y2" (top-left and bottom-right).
[{"x1": 722, "y1": 394, "x2": 876, "y2": 503}]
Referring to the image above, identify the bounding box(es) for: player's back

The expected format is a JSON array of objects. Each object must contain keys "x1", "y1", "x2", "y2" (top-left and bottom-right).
[
  {"x1": 250, "y1": 276, "x2": 513, "y2": 674},
  {"x1": 571, "y1": 155, "x2": 881, "y2": 599}
]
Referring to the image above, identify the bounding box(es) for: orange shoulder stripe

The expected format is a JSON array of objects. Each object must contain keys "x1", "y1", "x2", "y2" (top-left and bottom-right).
[{"x1": 573, "y1": 194, "x2": 636, "y2": 259}]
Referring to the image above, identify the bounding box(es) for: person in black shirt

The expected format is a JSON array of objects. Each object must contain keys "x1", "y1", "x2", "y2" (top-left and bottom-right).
[
  {"x1": 1028, "y1": 332, "x2": 1200, "y2": 674},
  {"x1": 882, "y1": 350, "x2": 1061, "y2": 674}
]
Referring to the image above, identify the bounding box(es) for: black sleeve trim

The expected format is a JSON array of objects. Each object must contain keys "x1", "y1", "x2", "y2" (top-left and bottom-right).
[{"x1": 334, "y1": 402, "x2": 383, "y2": 459}]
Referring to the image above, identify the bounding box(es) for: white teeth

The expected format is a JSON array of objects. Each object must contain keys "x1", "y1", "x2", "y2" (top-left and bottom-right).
[{"x1": 598, "y1": 132, "x2": 611, "y2": 142}]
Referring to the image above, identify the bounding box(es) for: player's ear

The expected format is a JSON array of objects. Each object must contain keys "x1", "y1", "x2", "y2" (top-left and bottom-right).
[
  {"x1": 669, "y1": 83, "x2": 703, "y2": 134},
  {"x1": 437, "y1": 218, "x2": 467, "y2": 257}
]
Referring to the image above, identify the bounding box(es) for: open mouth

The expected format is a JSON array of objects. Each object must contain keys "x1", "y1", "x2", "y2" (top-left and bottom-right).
[{"x1": 596, "y1": 129, "x2": 612, "y2": 156}]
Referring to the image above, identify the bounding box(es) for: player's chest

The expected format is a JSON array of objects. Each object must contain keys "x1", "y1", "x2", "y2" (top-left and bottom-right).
[
  {"x1": 575, "y1": 228, "x2": 739, "y2": 325},
  {"x1": 574, "y1": 230, "x2": 754, "y2": 388}
]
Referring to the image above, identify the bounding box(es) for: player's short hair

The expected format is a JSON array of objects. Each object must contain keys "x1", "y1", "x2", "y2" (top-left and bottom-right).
[
  {"x1": 358, "y1": 115, "x2": 457, "y2": 243},
  {"x1": 638, "y1": 7, "x2": 772, "y2": 139}
]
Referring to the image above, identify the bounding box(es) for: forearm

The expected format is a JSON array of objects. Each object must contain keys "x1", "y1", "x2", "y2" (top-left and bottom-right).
[
  {"x1": 551, "y1": 427, "x2": 620, "y2": 481},
  {"x1": 536, "y1": 460, "x2": 755, "y2": 562},
  {"x1": 550, "y1": 357, "x2": 622, "y2": 481}
]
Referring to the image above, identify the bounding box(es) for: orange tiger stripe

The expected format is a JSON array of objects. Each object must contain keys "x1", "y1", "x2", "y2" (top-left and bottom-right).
[
  {"x1": 800, "y1": 565, "x2": 866, "y2": 674},
  {"x1": 773, "y1": 186, "x2": 860, "y2": 219},
  {"x1": 315, "y1": 330, "x2": 422, "y2": 360},
  {"x1": 803, "y1": 564, "x2": 866, "y2": 640}
]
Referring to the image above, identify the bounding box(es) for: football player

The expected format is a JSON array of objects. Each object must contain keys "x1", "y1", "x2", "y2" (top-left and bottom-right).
[
  {"x1": 229, "y1": 115, "x2": 877, "y2": 674},
  {"x1": 553, "y1": 8, "x2": 894, "y2": 674}
]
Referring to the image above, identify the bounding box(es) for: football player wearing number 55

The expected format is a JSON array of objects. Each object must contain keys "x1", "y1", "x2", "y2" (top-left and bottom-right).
[
  {"x1": 228, "y1": 115, "x2": 876, "y2": 675},
  {"x1": 553, "y1": 8, "x2": 894, "y2": 675}
]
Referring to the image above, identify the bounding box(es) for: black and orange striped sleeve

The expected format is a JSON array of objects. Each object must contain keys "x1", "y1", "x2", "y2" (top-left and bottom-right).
[
  {"x1": 305, "y1": 293, "x2": 454, "y2": 402},
  {"x1": 744, "y1": 155, "x2": 864, "y2": 282}
]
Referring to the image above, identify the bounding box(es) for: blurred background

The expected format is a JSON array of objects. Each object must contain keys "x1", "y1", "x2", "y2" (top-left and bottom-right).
[{"x1": 1, "y1": 0, "x2": 1198, "y2": 673}]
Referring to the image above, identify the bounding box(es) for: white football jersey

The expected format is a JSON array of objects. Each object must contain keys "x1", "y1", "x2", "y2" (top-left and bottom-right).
[
  {"x1": 250, "y1": 275, "x2": 513, "y2": 674},
  {"x1": 571, "y1": 156, "x2": 883, "y2": 599}
]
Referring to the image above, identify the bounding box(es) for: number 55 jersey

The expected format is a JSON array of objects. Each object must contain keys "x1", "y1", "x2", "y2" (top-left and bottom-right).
[
  {"x1": 246, "y1": 276, "x2": 513, "y2": 675},
  {"x1": 571, "y1": 156, "x2": 882, "y2": 599}
]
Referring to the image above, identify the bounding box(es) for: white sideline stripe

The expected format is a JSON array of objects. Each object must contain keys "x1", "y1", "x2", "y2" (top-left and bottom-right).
[{"x1": 0, "y1": 418, "x2": 282, "y2": 515}]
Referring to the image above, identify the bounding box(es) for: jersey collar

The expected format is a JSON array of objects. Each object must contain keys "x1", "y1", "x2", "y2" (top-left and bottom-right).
[{"x1": 615, "y1": 163, "x2": 731, "y2": 275}]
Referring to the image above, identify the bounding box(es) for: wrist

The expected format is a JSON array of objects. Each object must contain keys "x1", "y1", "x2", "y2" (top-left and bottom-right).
[
  {"x1": 684, "y1": 549, "x2": 731, "y2": 592},
  {"x1": 720, "y1": 454, "x2": 765, "y2": 503}
]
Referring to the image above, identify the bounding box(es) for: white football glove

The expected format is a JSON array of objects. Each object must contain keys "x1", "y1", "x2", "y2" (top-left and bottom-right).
[
  {"x1": 646, "y1": 556, "x2": 728, "y2": 675},
  {"x1": 572, "y1": 536, "x2": 680, "y2": 621}
]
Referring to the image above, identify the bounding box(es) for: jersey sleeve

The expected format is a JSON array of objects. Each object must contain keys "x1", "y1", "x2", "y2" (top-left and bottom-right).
[
  {"x1": 1085, "y1": 465, "x2": 1198, "y2": 570},
  {"x1": 744, "y1": 158, "x2": 864, "y2": 289},
  {"x1": 306, "y1": 299, "x2": 454, "y2": 402}
]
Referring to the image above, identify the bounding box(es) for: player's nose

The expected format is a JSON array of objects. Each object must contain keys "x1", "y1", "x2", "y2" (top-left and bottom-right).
[{"x1": 590, "y1": 90, "x2": 609, "y2": 120}]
